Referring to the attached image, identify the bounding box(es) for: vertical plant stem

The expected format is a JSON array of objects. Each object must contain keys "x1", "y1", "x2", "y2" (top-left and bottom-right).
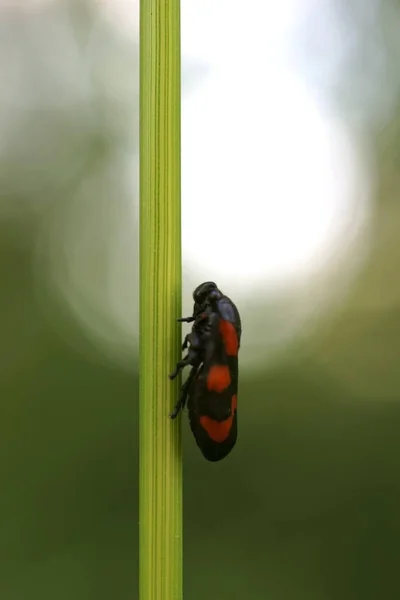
[{"x1": 139, "y1": 0, "x2": 182, "y2": 599}]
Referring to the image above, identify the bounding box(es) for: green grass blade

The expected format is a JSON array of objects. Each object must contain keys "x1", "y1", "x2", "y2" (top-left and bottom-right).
[{"x1": 139, "y1": 0, "x2": 182, "y2": 599}]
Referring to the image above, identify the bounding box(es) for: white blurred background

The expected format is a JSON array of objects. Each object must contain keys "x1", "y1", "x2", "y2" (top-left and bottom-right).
[{"x1": 2, "y1": 0, "x2": 399, "y2": 372}]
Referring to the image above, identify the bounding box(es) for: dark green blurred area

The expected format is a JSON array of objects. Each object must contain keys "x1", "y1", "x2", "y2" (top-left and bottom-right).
[{"x1": 1, "y1": 1, "x2": 400, "y2": 599}]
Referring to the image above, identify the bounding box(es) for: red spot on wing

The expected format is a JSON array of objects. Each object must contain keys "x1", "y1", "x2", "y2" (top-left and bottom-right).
[
  {"x1": 206, "y1": 365, "x2": 231, "y2": 392},
  {"x1": 232, "y1": 394, "x2": 237, "y2": 412},
  {"x1": 200, "y1": 395, "x2": 237, "y2": 443},
  {"x1": 200, "y1": 416, "x2": 232, "y2": 442},
  {"x1": 219, "y1": 320, "x2": 238, "y2": 356}
]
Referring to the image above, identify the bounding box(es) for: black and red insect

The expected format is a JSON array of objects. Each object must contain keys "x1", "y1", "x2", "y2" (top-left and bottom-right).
[{"x1": 169, "y1": 282, "x2": 242, "y2": 461}]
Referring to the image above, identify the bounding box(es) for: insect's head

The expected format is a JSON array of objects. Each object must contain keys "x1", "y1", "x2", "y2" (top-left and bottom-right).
[{"x1": 193, "y1": 281, "x2": 222, "y2": 306}]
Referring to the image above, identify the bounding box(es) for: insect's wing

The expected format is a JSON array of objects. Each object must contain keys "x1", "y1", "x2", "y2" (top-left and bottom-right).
[
  {"x1": 188, "y1": 314, "x2": 239, "y2": 462},
  {"x1": 216, "y1": 295, "x2": 242, "y2": 346},
  {"x1": 188, "y1": 373, "x2": 237, "y2": 462}
]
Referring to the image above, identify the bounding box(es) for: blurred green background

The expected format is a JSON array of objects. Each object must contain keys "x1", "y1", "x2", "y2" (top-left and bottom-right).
[{"x1": 1, "y1": 1, "x2": 400, "y2": 598}]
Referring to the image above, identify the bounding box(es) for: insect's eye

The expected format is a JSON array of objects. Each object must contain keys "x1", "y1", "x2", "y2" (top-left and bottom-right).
[{"x1": 208, "y1": 290, "x2": 222, "y2": 302}]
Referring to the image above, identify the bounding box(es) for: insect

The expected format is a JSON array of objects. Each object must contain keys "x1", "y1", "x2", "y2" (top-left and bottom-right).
[{"x1": 169, "y1": 282, "x2": 242, "y2": 462}]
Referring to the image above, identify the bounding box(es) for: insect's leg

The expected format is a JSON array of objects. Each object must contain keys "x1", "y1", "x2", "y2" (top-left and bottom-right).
[
  {"x1": 182, "y1": 334, "x2": 190, "y2": 351},
  {"x1": 177, "y1": 316, "x2": 195, "y2": 323},
  {"x1": 170, "y1": 365, "x2": 198, "y2": 419},
  {"x1": 170, "y1": 341, "x2": 204, "y2": 379},
  {"x1": 169, "y1": 354, "x2": 192, "y2": 380}
]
